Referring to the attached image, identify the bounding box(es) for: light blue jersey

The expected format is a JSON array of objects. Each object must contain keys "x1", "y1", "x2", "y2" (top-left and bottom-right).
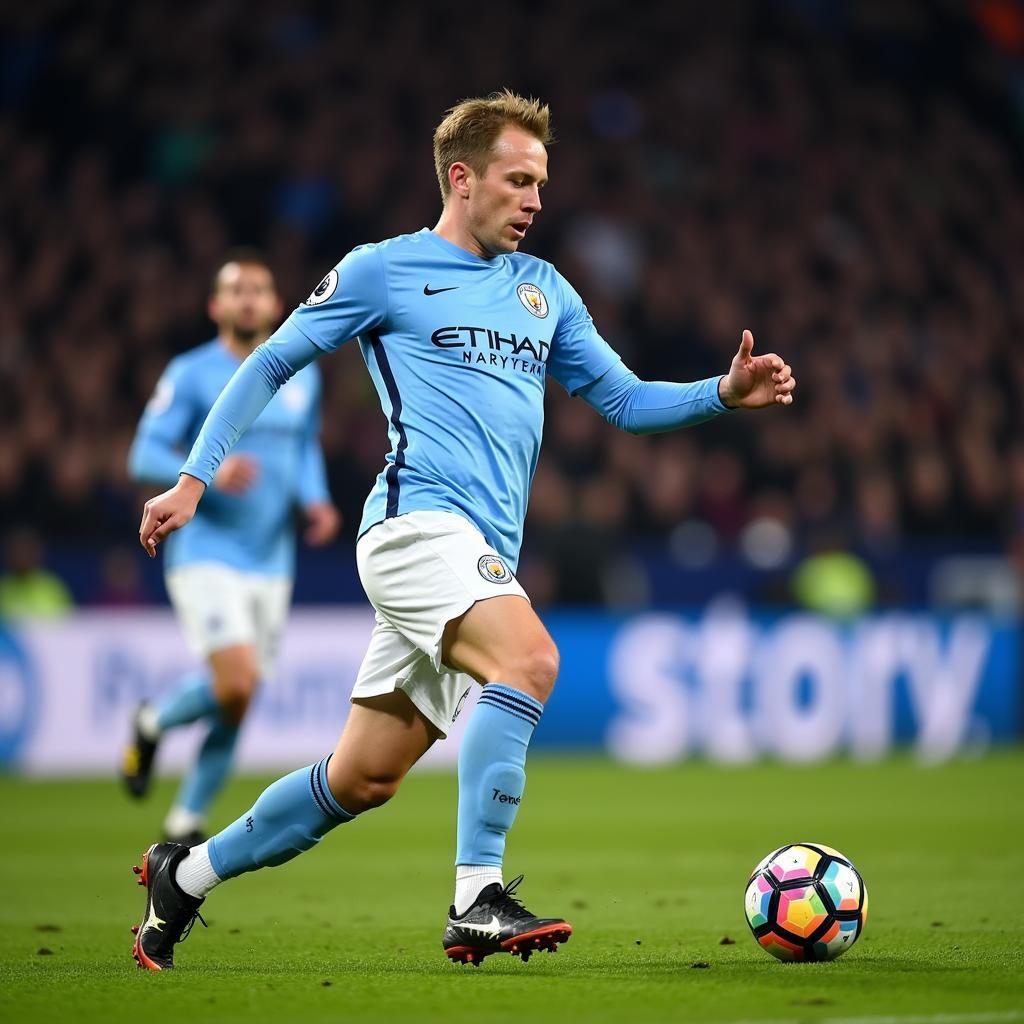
[
  {"x1": 130, "y1": 339, "x2": 329, "y2": 576},
  {"x1": 288, "y1": 229, "x2": 620, "y2": 568},
  {"x1": 182, "y1": 229, "x2": 729, "y2": 571}
]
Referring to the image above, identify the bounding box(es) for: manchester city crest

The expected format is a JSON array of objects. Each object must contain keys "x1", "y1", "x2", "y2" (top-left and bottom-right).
[
  {"x1": 477, "y1": 554, "x2": 513, "y2": 584},
  {"x1": 516, "y1": 282, "x2": 549, "y2": 318}
]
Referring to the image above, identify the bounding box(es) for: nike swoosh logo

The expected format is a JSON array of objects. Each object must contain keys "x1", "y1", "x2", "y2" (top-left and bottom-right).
[
  {"x1": 143, "y1": 905, "x2": 167, "y2": 933},
  {"x1": 423, "y1": 285, "x2": 458, "y2": 295},
  {"x1": 456, "y1": 915, "x2": 501, "y2": 937}
]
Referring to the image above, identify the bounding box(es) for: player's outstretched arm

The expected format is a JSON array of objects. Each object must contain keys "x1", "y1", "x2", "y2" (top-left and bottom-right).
[
  {"x1": 718, "y1": 329, "x2": 796, "y2": 409},
  {"x1": 139, "y1": 474, "x2": 206, "y2": 556},
  {"x1": 578, "y1": 329, "x2": 795, "y2": 435}
]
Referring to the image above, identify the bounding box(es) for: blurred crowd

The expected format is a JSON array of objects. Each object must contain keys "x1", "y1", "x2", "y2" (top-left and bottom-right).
[{"x1": 2, "y1": 0, "x2": 1023, "y2": 605}]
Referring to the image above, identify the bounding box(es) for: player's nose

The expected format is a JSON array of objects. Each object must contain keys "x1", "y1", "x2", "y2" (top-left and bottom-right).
[{"x1": 523, "y1": 186, "x2": 541, "y2": 213}]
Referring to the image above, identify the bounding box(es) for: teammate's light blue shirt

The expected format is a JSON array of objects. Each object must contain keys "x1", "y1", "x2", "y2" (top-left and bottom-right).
[
  {"x1": 182, "y1": 229, "x2": 730, "y2": 570},
  {"x1": 130, "y1": 339, "x2": 329, "y2": 576}
]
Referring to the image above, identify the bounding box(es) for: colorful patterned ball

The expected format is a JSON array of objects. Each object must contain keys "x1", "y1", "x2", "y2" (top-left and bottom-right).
[{"x1": 743, "y1": 843, "x2": 868, "y2": 962}]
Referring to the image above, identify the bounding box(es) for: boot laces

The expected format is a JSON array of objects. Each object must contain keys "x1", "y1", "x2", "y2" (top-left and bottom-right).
[
  {"x1": 177, "y1": 908, "x2": 207, "y2": 944},
  {"x1": 494, "y1": 874, "x2": 534, "y2": 921}
]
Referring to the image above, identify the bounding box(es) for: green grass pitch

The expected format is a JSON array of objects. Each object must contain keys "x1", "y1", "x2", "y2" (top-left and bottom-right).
[{"x1": 1, "y1": 752, "x2": 1023, "y2": 1024}]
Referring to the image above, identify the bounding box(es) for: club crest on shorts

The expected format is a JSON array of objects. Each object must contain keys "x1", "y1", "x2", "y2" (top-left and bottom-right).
[
  {"x1": 516, "y1": 282, "x2": 548, "y2": 318},
  {"x1": 452, "y1": 686, "x2": 471, "y2": 722},
  {"x1": 303, "y1": 268, "x2": 338, "y2": 306},
  {"x1": 478, "y1": 554, "x2": 513, "y2": 584}
]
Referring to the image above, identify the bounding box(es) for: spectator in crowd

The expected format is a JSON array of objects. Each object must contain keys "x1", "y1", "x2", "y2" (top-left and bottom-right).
[
  {"x1": 0, "y1": 527, "x2": 74, "y2": 620},
  {"x1": 791, "y1": 529, "x2": 877, "y2": 620},
  {"x1": 2, "y1": 1, "x2": 1020, "y2": 602}
]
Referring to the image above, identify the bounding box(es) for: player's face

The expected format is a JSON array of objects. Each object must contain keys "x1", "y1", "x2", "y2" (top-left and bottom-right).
[
  {"x1": 209, "y1": 262, "x2": 280, "y2": 342},
  {"x1": 466, "y1": 127, "x2": 548, "y2": 256}
]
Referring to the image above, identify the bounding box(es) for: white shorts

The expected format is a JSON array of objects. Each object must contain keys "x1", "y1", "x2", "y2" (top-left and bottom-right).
[
  {"x1": 165, "y1": 563, "x2": 293, "y2": 677},
  {"x1": 352, "y1": 511, "x2": 529, "y2": 736}
]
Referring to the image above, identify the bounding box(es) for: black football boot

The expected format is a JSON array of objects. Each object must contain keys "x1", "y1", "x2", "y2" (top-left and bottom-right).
[
  {"x1": 130, "y1": 842, "x2": 206, "y2": 971},
  {"x1": 122, "y1": 704, "x2": 159, "y2": 799},
  {"x1": 443, "y1": 874, "x2": 572, "y2": 966}
]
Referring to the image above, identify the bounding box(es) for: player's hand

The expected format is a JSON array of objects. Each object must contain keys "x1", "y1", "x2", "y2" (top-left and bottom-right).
[
  {"x1": 213, "y1": 454, "x2": 259, "y2": 493},
  {"x1": 718, "y1": 330, "x2": 796, "y2": 410},
  {"x1": 303, "y1": 501, "x2": 341, "y2": 547},
  {"x1": 138, "y1": 474, "x2": 206, "y2": 558}
]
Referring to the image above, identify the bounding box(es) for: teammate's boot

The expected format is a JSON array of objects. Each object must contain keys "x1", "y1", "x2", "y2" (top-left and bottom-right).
[
  {"x1": 443, "y1": 874, "x2": 572, "y2": 966},
  {"x1": 122, "y1": 704, "x2": 159, "y2": 799},
  {"x1": 163, "y1": 808, "x2": 207, "y2": 848},
  {"x1": 130, "y1": 842, "x2": 206, "y2": 971},
  {"x1": 164, "y1": 828, "x2": 206, "y2": 849}
]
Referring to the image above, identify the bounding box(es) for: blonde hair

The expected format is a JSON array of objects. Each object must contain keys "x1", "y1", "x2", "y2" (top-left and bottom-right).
[{"x1": 433, "y1": 89, "x2": 552, "y2": 200}]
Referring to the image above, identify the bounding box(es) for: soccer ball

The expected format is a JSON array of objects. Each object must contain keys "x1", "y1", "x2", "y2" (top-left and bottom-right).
[{"x1": 743, "y1": 843, "x2": 868, "y2": 962}]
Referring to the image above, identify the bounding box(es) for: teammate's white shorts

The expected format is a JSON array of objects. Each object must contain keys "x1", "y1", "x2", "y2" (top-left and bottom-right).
[
  {"x1": 165, "y1": 562, "x2": 293, "y2": 677},
  {"x1": 352, "y1": 511, "x2": 529, "y2": 736}
]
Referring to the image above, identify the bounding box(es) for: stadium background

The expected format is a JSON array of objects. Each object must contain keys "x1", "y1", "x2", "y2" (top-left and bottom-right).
[
  {"x1": 3, "y1": 3, "x2": 1024, "y2": 1021},
  {"x1": 1, "y1": 0, "x2": 1020, "y2": 769}
]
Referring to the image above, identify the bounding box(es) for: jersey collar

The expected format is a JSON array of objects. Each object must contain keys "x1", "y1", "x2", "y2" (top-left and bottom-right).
[{"x1": 422, "y1": 228, "x2": 507, "y2": 267}]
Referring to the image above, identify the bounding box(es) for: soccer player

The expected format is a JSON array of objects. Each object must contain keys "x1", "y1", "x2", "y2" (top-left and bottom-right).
[
  {"x1": 130, "y1": 92, "x2": 796, "y2": 971},
  {"x1": 123, "y1": 252, "x2": 340, "y2": 845}
]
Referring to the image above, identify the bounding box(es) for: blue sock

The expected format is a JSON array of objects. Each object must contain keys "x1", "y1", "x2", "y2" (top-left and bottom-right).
[
  {"x1": 208, "y1": 755, "x2": 355, "y2": 879},
  {"x1": 456, "y1": 684, "x2": 544, "y2": 867},
  {"x1": 175, "y1": 718, "x2": 240, "y2": 817},
  {"x1": 154, "y1": 670, "x2": 219, "y2": 731}
]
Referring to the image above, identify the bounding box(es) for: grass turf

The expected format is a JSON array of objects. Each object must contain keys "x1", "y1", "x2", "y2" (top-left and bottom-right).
[{"x1": 1, "y1": 752, "x2": 1022, "y2": 1024}]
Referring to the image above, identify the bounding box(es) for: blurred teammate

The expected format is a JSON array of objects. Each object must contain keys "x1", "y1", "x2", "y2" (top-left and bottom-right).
[
  {"x1": 129, "y1": 92, "x2": 796, "y2": 970},
  {"x1": 123, "y1": 252, "x2": 340, "y2": 845}
]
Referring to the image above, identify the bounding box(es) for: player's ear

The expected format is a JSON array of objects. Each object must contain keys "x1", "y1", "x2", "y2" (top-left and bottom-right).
[{"x1": 449, "y1": 162, "x2": 472, "y2": 199}]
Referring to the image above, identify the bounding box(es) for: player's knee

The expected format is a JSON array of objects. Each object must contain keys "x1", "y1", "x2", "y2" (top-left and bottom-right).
[
  {"x1": 215, "y1": 670, "x2": 259, "y2": 724},
  {"x1": 503, "y1": 642, "x2": 559, "y2": 702},
  {"x1": 337, "y1": 770, "x2": 403, "y2": 812}
]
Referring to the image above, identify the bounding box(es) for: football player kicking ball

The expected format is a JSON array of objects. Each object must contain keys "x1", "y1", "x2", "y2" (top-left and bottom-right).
[{"x1": 131, "y1": 90, "x2": 796, "y2": 971}]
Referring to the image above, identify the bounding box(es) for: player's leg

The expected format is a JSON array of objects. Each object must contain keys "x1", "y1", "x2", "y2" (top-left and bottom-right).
[
  {"x1": 131, "y1": 686, "x2": 439, "y2": 970},
  {"x1": 182, "y1": 688, "x2": 438, "y2": 885},
  {"x1": 351, "y1": 512, "x2": 571, "y2": 962},
  {"x1": 444, "y1": 595, "x2": 558, "y2": 904},
  {"x1": 326, "y1": 691, "x2": 443, "y2": 810},
  {"x1": 163, "y1": 573, "x2": 290, "y2": 843},
  {"x1": 162, "y1": 643, "x2": 258, "y2": 843},
  {"x1": 439, "y1": 594, "x2": 571, "y2": 963},
  {"x1": 123, "y1": 564, "x2": 250, "y2": 801},
  {"x1": 122, "y1": 664, "x2": 218, "y2": 799}
]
